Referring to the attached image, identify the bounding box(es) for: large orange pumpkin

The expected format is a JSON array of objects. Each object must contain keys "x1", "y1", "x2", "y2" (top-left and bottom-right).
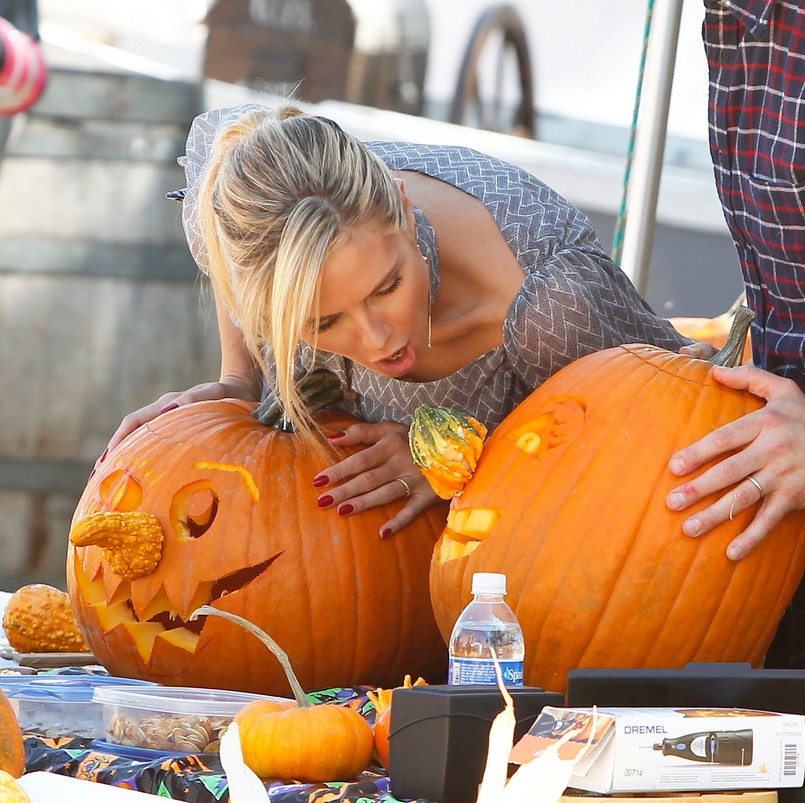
[
  {"x1": 427, "y1": 338, "x2": 805, "y2": 693},
  {"x1": 67, "y1": 384, "x2": 448, "y2": 695},
  {"x1": 0, "y1": 689, "x2": 24, "y2": 778}
]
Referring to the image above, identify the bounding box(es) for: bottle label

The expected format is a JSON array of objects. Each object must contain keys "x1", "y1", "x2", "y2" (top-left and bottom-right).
[{"x1": 448, "y1": 657, "x2": 524, "y2": 686}]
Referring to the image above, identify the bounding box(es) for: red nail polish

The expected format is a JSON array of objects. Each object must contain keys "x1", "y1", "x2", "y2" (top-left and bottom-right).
[
  {"x1": 313, "y1": 475, "x2": 329, "y2": 487},
  {"x1": 327, "y1": 431, "x2": 346, "y2": 440},
  {"x1": 380, "y1": 527, "x2": 392, "y2": 539},
  {"x1": 338, "y1": 503, "x2": 354, "y2": 516},
  {"x1": 160, "y1": 402, "x2": 180, "y2": 414},
  {"x1": 317, "y1": 495, "x2": 334, "y2": 508},
  {"x1": 99, "y1": 447, "x2": 109, "y2": 463}
]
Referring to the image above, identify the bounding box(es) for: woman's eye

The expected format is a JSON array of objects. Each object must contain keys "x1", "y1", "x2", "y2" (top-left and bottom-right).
[{"x1": 377, "y1": 275, "x2": 403, "y2": 297}]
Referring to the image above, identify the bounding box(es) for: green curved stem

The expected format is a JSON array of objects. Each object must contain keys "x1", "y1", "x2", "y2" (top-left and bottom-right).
[{"x1": 253, "y1": 369, "x2": 359, "y2": 431}]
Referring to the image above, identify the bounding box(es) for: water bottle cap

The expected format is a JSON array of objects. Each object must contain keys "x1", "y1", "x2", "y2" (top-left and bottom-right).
[{"x1": 471, "y1": 572, "x2": 507, "y2": 595}]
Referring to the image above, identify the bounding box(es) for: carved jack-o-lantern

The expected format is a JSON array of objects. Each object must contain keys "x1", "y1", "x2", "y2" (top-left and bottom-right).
[
  {"x1": 422, "y1": 320, "x2": 805, "y2": 693},
  {"x1": 67, "y1": 390, "x2": 449, "y2": 695}
]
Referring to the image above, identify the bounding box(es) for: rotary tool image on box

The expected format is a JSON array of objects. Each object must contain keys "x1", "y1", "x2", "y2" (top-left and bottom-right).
[{"x1": 652, "y1": 729, "x2": 753, "y2": 765}]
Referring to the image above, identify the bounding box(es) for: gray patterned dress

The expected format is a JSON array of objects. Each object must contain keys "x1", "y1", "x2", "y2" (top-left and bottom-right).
[{"x1": 180, "y1": 105, "x2": 688, "y2": 432}]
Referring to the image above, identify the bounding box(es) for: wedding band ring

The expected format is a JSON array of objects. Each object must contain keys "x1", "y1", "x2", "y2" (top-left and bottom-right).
[
  {"x1": 730, "y1": 475, "x2": 764, "y2": 521},
  {"x1": 747, "y1": 474, "x2": 765, "y2": 499},
  {"x1": 396, "y1": 477, "x2": 411, "y2": 498}
]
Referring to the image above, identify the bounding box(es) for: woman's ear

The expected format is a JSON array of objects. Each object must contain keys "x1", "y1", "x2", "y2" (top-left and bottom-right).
[{"x1": 394, "y1": 177, "x2": 416, "y2": 229}]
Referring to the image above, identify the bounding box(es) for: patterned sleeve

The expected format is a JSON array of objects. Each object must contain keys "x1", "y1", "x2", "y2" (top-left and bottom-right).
[
  {"x1": 502, "y1": 234, "x2": 691, "y2": 389},
  {"x1": 179, "y1": 103, "x2": 266, "y2": 275}
]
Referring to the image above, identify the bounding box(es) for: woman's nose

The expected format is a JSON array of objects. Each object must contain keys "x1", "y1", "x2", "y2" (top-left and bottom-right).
[{"x1": 357, "y1": 313, "x2": 391, "y2": 351}]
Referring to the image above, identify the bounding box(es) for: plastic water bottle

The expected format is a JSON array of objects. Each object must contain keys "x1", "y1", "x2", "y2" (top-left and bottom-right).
[{"x1": 448, "y1": 572, "x2": 525, "y2": 686}]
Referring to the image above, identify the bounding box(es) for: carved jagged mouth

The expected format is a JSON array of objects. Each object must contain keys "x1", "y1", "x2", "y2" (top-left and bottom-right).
[
  {"x1": 139, "y1": 554, "x2": 283, "y2": 632},
  {"x1": 72, "y1": 551, "x2": 284, "y2": 664}
]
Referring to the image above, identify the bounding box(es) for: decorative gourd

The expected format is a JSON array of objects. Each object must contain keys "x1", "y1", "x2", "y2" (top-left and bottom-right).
[
  {"x1": 366, "y1": 674, "x2": 427, "y2": 769},
  {"x1": 192, "y1": 606, "x2": 374, "y2": 782},
  {"x1": 0, "y1": 691, "x2": 24, "y2": 779},
  {"x1": 409, "y1": 406, "x2": 487, "y2": 499},
  {"x1": 67, "y1": 371, "x2": 449, "y2": 695},
  {"x1": 420, "y1": 309, "x2": 805, "y2": 692},
  {"x1": 0, "y1": 771, "x2": 29, "y2": 803},
  {"x1": 2, "y1": 584, "x2": 88, "y2": 654}
]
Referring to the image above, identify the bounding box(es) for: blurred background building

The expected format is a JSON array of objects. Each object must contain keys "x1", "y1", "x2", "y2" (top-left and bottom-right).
[{"x1": 0, "y1": 0, "x2": 741, "y2": 589}]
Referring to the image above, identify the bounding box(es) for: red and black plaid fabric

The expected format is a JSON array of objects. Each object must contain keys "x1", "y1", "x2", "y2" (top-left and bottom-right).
[{"x1": 703, "y1": 0, "x2": 805, "y2": 389}]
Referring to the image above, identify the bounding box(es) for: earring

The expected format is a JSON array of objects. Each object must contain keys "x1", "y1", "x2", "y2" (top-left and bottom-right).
[{"x1": 423, "y1": 251, "x2": 432, "y2": 349}]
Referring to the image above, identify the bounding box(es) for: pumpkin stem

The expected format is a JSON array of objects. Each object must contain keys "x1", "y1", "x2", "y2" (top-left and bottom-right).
[
  {"x1": 709, "y1": 305, "x2": 755, "y2": 368},
  {"x1": 725, "y1": 291, "x2": 748, "y2": 318},
  {"x1": 189, "y1": 606, "x2": 309, "y2": 708},
  {"x1": 253, "y1": 369, "x2": 360, "y2": 431}
]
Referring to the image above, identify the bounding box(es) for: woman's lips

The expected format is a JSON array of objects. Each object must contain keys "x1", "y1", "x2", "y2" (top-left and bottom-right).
[{"x1": 377, "y1": 342, "x2": 416, "y2": 376}]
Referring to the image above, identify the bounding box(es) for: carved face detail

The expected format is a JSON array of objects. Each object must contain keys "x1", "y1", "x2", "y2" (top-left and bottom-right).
[
  {"x1": 68, "y1": 400, "x2": 448, "y2": 695},
  {"x1": 428, "y1": 345, "x2": 805, "y2": 693}
]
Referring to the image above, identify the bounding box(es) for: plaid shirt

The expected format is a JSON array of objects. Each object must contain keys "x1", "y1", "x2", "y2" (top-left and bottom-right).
[{"x1": 703, "y1": 0, "x2": 805, "y2": 388}]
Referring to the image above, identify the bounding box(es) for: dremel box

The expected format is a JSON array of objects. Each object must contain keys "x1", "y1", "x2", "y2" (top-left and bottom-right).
[
  {"x1": 509, "y1": 706, "x2": 805, "y2": 794},
  {"x1": 566, "y1": 662, "x2": 805, "y2": 803}
]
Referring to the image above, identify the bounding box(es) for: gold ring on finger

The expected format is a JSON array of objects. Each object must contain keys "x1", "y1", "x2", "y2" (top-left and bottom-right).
[
  {"x1": 746, "y1": 474, "x2": 765, "y2": 499},
  {"x1": 395, "y1": 477, "x2": 411, "y2": 498}
]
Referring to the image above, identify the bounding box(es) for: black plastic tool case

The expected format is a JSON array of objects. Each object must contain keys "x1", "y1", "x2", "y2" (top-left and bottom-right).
[{"x1": 388, "y1": 684, "x2": 564, "y2": 803}]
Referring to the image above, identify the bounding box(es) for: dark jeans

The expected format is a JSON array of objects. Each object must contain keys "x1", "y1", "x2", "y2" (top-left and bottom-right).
[{"x1": 765, "y1": 579, "x2": 805, "y2": 668}]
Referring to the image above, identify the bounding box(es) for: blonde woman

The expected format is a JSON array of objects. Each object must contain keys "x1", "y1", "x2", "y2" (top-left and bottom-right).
[{"x1": 104, "y1": 101, "x2": 689, "y2": 538}]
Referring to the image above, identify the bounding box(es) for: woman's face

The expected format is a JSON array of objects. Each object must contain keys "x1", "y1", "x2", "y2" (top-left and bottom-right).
[{"x1": 303, "y1": 216, "x2": 429, "y2": 378}]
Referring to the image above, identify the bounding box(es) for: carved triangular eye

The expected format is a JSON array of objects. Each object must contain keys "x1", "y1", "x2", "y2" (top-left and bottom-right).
[
  {"x1": 99, "y1": 469, "x2": 143, "y2": 512},
  {"x1": 505, "y1": 396, "x2": 586, "y2": 456}
]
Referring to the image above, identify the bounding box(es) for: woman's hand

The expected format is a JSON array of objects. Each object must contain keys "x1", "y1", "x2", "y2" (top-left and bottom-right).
[
  {"x1": 101, "y1": 377, "x2": 259, "y2": 458},
  {"x1": 666, "y1": 364, "x2": 805, "y2": 560},
  {"x1": 678, "y1": 341, "x2": 718, "y2": 360},
  {"x1": 313, "y1": 421, "x2": 441, "y2": 538}
]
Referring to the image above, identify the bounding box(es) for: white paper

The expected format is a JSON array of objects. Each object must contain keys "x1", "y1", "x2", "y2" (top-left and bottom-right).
[
  {"x1": 219, "y1": 721, "x2": 270, "y2": 803},
  {"x1": 19, "y1": 772, "x2": 162, "y2": 800}
]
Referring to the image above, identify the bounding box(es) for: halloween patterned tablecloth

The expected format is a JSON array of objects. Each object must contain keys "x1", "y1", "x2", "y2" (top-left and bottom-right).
[{"x1": 21, "y1": 686, "x2": 427, "y2": 803}]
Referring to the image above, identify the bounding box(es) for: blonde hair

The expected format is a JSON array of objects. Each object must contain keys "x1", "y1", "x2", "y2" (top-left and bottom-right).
[{"x1": 197, "y1": 102, "x2": 407, "y2": 441}]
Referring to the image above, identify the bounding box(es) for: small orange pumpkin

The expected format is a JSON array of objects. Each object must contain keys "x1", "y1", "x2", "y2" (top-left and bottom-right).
[
  {"x1": 366, "y1": 675, "x2": 427, "y2": 769},
  {"x1": 421, "y1": 309, "x2": 805, "y2": 692},
  {"x1": 194, "y1": 606, "x2": 374, "y2": 782},
  {"x1": 0, "y1": 690, "x2": 24, "y2": 779}
]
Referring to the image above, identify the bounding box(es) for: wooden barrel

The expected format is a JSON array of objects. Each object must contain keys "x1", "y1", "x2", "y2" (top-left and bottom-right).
[{"x1": 0, "y1": 66, "x2": 221, "y2": 587}]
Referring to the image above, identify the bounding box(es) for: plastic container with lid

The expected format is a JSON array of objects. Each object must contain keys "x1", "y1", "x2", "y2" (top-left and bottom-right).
[
  {"x1": 89, "y1": 738, "x2": 190, "y2": 761},
  {"x1": 93, "y1": 685, "x2": 289, "y2": 753},
  {"x1": 0, "y1": 675, "x2": 157, "y2": 738}
]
